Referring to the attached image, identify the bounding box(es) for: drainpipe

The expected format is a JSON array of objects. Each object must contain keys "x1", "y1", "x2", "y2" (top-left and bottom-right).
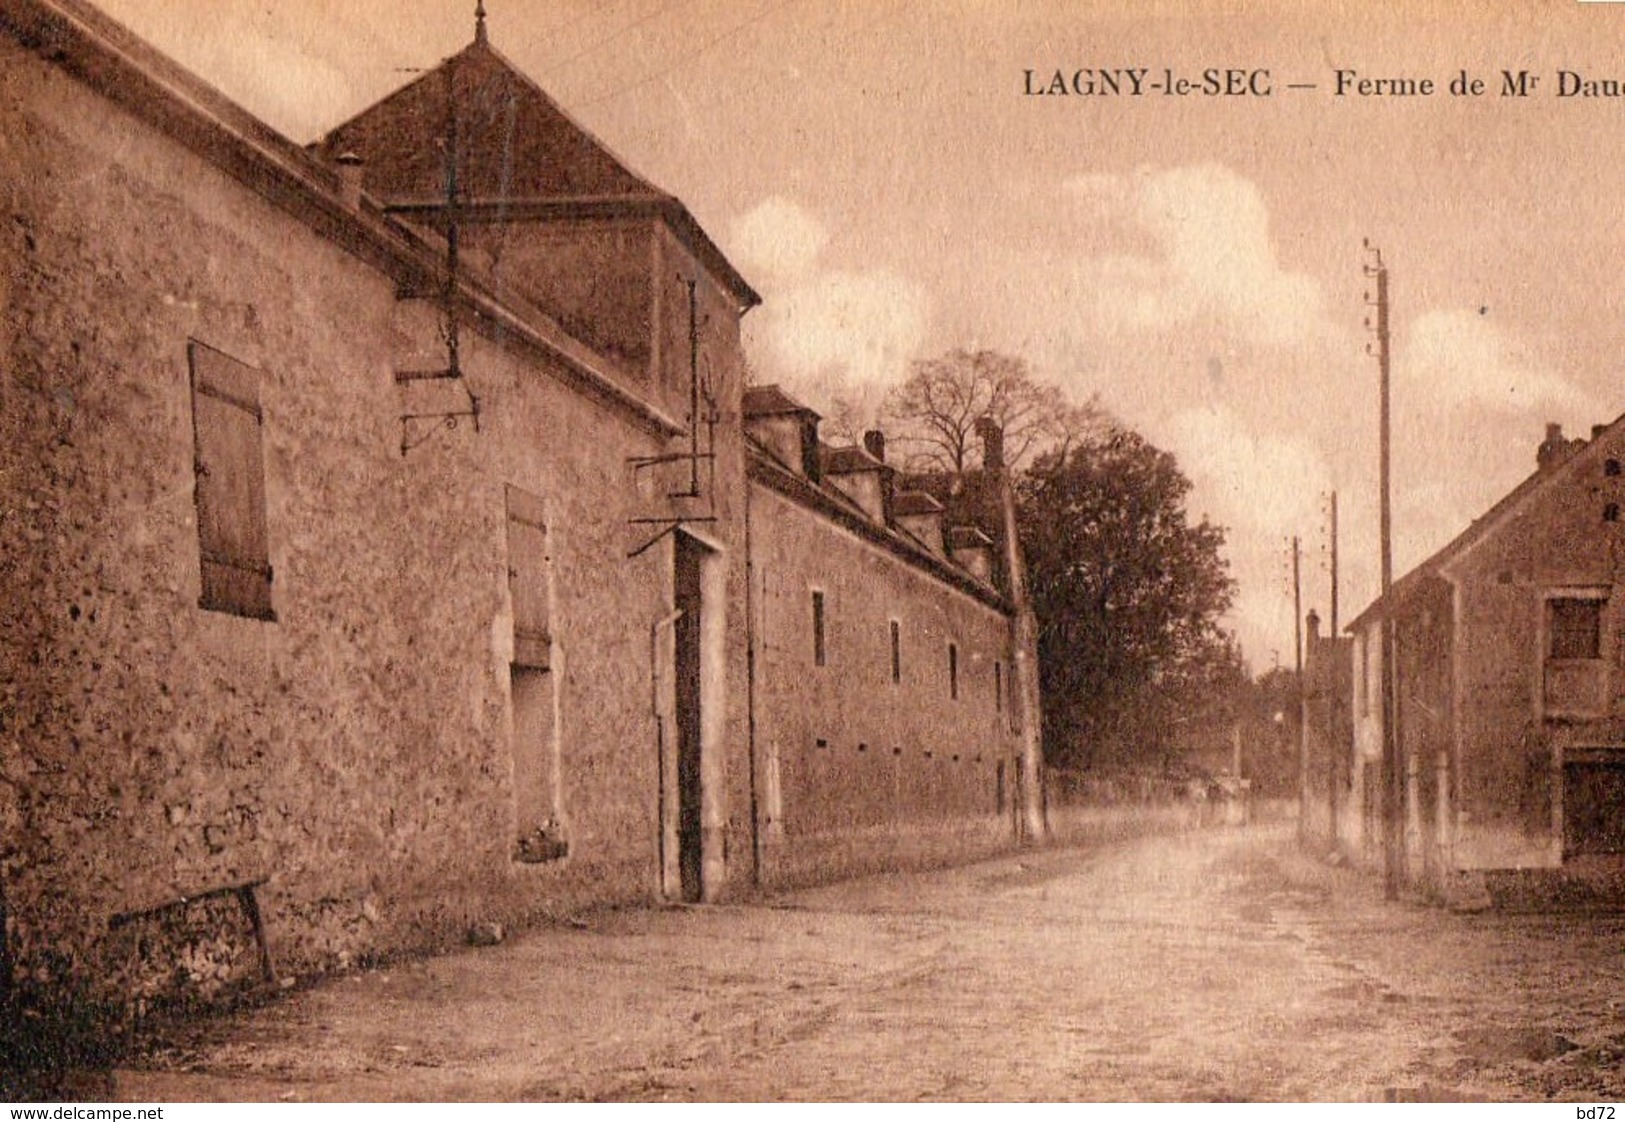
[
  {"x1": 650, "y1": 607, "x2": 684, "y2": 900},
  {"x1": 744, "y1": 480, "x2": 762, "y2": 885},
  {"x1": 977, "y1": 417, "x2": 1047, "y2": 844}
]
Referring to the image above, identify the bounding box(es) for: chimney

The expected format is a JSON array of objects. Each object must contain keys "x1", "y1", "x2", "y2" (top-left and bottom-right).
[
  {"x1": 863, "y1": 429, "x2": 886, "y2": 463},
  {"x1": 1307, "y1": 608, "x2": 1321, "y2": 640},
  {"x1": 336, "y1": 151, "x2": 365, "y2": 211},
  {"x1": 801, "y1": 420, "x2": 822, "y2": 483},
  {"x1": 974, "y1": 417, "x2": 1005, "y2": 472},
  {"x1": 1538, "y1": 422, "x2": 1576, "y2": 471}
]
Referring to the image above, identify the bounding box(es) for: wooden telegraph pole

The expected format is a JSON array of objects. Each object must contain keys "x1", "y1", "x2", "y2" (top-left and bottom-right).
[
  {"x1": 1364, "y1": 240, "x2": 1401, "y2": 900},
  {"x1": 1293, "y1": 534, "x2": 1305, "y2": 837},
  {"x1": 1326, "y1": 490, "x2": 1341, "y2": 849}
]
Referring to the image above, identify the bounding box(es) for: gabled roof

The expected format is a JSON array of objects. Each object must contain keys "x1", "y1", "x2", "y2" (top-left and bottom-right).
[
  {"x1": 313, "y1": 35, "x2": 758, "y2": 308},
  {"x1": 946, "y1": 525, "x2": 994, "y2": 551},
  {"x1": 316, "y1": 37, "x2": 657, "y2": 202},
  {"x1": 743, "y1": 384, "x2": 819, "y2": 419},
  {"x1": 1347, "y1": 412, "x2": 1625, "y2": 632},
  {"x1": 893, "y1": 490, "x2": 945, "y2": 517},
  {"x1": 822, "y1": 444, "x2": 889, "y2": 476}
]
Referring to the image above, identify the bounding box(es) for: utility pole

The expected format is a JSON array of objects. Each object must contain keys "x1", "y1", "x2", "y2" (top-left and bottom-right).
[
  {"x1": 1328, "y1": 491, "x2": 1340, "y2": 636},
  {"x1": 1292, "y1": 534, "x2": 1305, "y2": 839},
  {"x1": 1326, "y1": 490, "x2": 1341, "y2": 851},
  {"x1": 1364, "y1": 240, "x2": 1401, "y2": 901}
]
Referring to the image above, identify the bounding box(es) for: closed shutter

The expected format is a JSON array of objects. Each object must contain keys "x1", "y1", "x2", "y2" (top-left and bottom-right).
[
  {"x1": 189, "y1": 342, "x2": 273, "y2": 621},
  {"x1": 505, "y1": 485, "x2": 551, "y2": 669}
]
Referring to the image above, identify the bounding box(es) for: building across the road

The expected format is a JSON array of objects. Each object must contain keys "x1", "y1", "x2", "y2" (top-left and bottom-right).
[
  {"x1": 0, "y1": 0, "x2": 1032, "y2": 1019},
  {"x1": 1339, "y1": 420, "x2": 1625, "y2": 904}
]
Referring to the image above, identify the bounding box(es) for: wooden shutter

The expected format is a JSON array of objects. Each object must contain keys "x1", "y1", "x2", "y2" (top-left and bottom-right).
[
  {"x1": 505, "y1": 486, "x2": 551, "y2": 669},
  {"x1": 189, "y1": 342, "x2": 273, "y2": 621}
]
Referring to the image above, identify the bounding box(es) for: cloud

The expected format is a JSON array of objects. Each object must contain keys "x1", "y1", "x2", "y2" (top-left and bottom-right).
[
  {"x1": 1399, "y1": 309, "x2": 1597, "y2": 417},
  {"x1": 1063, "y1": 163, "x2": 1327, "y2": 347},
  {"x1": 1162, "y1": 406, "x2": 1331, "y2": 539},
  {"x1": 730, "y1": 197, "x2": 930, "y2": 399},
  {"x1": 1158, "y1": 405, "x2": 1337, "y2": 665},
  {"x1": 728, "y1": 196, "x2": 829, "y2": 283}
]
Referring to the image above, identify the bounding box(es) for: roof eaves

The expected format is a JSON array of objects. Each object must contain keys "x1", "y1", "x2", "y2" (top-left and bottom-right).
[{"x1": 747, "y1": 448, "x2": 1010, "y2": 613}]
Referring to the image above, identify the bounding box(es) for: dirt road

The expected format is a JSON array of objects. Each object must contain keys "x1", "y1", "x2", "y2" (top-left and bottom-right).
[{"x1": 110, "y1": 823, "x2": 1625, "y2": 1102}]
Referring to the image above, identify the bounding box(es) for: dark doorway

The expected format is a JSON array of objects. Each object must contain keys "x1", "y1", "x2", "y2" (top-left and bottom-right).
[
  {"x1": 1564, "y1": 760, "x2": 1625, "y2": 856},
  {"x1": 674, "y1": 532, "x2": 705, "y2": 902}
]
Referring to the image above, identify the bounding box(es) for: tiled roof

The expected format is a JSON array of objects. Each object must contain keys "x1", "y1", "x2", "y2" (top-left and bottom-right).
[
  {"x1": 892, "y1": 490, "x2": 944, "y2": 517},
  {"x1": 742, "y1": 384, "x2": 818, "y2": 419},
  {"x1": 822, "y1": 444, "x2": 888, "y2": 475}
]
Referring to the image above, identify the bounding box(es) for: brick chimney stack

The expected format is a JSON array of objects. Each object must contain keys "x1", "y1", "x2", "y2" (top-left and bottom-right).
[
  {"x1": 1537, "y1": 422, "x2": 1582, "y2": 471},
  {"x1": 862, "y1": 429, "x2": 886, "y2": 463},
  {"x1": 974, "y1": 417, "x2": 1004, "y2": 472}
]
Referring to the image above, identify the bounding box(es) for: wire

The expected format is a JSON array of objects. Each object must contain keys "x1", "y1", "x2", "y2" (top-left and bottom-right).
[
  {"x1": 538, "y1": 0, "x2": 701, "y2": 76},
  {"x1": 568, "y1": 0, "x2": 910, "y2": 130},
  {"x1": 569, "y1": 0, "x2": 808, "y2": 112}
]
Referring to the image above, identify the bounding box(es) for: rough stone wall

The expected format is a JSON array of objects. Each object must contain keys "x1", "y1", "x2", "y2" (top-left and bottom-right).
[
  {"x1": 748, "y1": 484, "x2": 1019, "y2": 887},
  {"x1": 0, "y1": 36, "x2": 684, "y2": 1008},
  {"x1": 1447, "y1": 455, "x2": 1625, "y2": 869},
  {"x1": 471, "y1": 219, "x2": 654, "y2": 382}
]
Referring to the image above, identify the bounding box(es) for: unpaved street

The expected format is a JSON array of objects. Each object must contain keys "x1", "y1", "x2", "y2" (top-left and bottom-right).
[{"x1": 115, "y1": 824, "x2": 1625, "y2": 1102}]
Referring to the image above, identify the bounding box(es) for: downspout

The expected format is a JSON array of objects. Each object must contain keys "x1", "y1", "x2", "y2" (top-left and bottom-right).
[
  {"x1": 651, "y1": 606, "x2": 684, "y2": 900},
  {"x1": 744, "y1": 475, "x2": 762, "y2": 885},
  {"x1": 977, "y1": 417, "x2": 1047, "y2": 844}
]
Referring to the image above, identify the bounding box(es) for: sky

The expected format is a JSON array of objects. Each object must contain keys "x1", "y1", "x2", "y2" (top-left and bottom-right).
[{"x1": 92, "y1": 0, "x2": 1625, "y2": 670}]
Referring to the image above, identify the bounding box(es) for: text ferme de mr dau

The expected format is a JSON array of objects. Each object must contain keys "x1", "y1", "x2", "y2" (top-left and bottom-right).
[{"x1": 1021, "y1": 68, "x2": 1625, "y2": 99}]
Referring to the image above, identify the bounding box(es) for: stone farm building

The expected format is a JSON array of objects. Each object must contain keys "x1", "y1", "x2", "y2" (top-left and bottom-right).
[
  {"x1": 0, "y1": 0, "x2": 1035, "y2": 1014},
  {"x1": 1339, "y1": 420, "x2": 1625, "y2": 904}
]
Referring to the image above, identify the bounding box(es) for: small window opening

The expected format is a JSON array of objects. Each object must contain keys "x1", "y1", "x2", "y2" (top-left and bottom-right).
[
  {"x1": 1549, "y1": 597, "x2": 1604, "y2": 660},
  {"x1": 811, "y1": 590, "x2": 826, "y2": 666},
  {"x1": 995, "y1": 660, "x2": 1003, "y2": 712},
  {"x1": 1607, "y1": 459, "x2": 1622, "y2": 477},
  {"x1": 1606, "y1": 503, "x2": 1621, "y2": 523},
  {"x1": 948, "y1": 642, "x2": 959, "y2": 700},
  {"x1": 889, "y1": 619, "x2": 901, "y2": 684}
]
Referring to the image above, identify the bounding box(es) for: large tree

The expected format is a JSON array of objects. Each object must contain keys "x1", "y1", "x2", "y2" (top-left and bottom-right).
[
  {"x1": 1017, "y1": 425, "x2": 1236, "y2": 771},
  {"x1": 880, "y1": 349, "x2": 1102, "y2": 473}
]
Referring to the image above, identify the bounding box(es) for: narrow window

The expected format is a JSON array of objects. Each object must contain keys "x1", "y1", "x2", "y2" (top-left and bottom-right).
[
  {"x1": 1550, "y1": 598, "x2": 1603, "y2": 660},
  {"x1": 995, "y1": 660, "x2": 1004, "y2": 712},
  {"x1": 188, "y1": 341, "x2": 273, "y2": 621},
  {"x1": 949, "y1": 642, "x2": 959, "y2": 700},
  {"x1": 505, "y1": 486, "x2": 552, "y2": 669},
  {"x1": 889, "y1": 619, "x2": 901, "y2": 683},
  {"x1": 1606, "y1": 503, "x2": 1620, "y2": 523},
  {"x1": 506, "y1": 486, "x2": 562, "y2": 863},
  {"x1": 811, "y1": 590, "x2": 826, "y2": 666}
]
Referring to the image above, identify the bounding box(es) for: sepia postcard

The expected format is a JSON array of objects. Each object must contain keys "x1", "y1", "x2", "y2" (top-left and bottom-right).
[{"x1": 2, "y1": 0, "x2": 1624, "y2": 1105}]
